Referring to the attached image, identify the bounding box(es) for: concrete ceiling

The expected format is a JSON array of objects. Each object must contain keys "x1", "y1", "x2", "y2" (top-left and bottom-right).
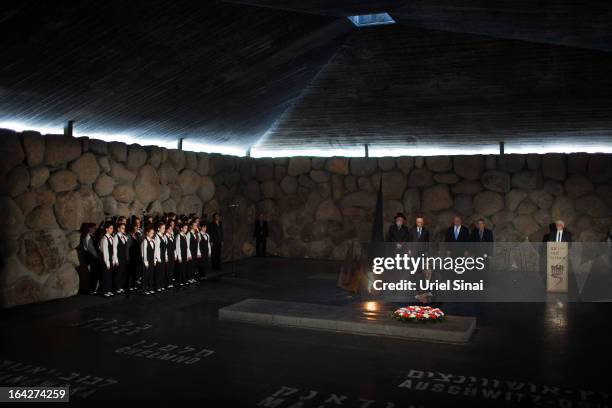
[
  {"x1": 1, "y1": 0, "x2": 611, "y2": 155},
  {"x1": 0, "y1": 0, "x2": 352, "y2": 153},
  {"x1": 232, "y1": 0, "x2": 612, "y2": 52},
  {"x1": 254, "y1": 24, "x2": 612, "y2": 156}
]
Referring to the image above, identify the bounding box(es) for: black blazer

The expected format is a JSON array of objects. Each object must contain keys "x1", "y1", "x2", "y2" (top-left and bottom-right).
[
  {"x1": 254, "y1": 220, "x2": 268, "y2": 238},
  {"x1": 547, "y1": 230, "x2": 572, "y2": 243},
  {"x1": 208, "y1": 222, "x2": 224, "y2": 244},
  {"x1": 408, "y1": 227, "x2": 430, "y2": 242},
  {"x1": 445, "y1": 225, "x2": 470, "y2": 242},
  {"x1": 387, "y1": 224, "x2": 410, "y2": 242},
  {"x1": 470, "y1": 228, "x2": 494, "y2": 243}
]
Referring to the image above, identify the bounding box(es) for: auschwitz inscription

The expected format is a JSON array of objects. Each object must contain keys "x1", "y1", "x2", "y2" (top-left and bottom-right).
[{"x1": 399, "y1": 369, "x2": 609, "y2": 407}]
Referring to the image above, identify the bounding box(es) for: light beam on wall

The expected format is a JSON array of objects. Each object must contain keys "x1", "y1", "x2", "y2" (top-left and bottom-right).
[
  {"x1": 347, "y1": 13, "x2": 395, "y2": 27},
  {"x1": 0, "y1": 120, "x2": 177, "y2": 148},
  {"x1": 250, "y1": 146, "x2": 365, "y2": 158},
  {"x1": 368, "y1": 145, "x2": 500, "y2": 157},
  {"x1": 505, "y1": 142, "x2": 612, "y2": 154},
  {"x1": 181, "y1": 139, "x2": 247, "y2": 157},
  {"x1": 0, "y1": 120, "x2": 246, "y2": 155},
  {"x1": 4, "y1": 120, "x2": 612, "y2": 157},
  {"x1": 86, "y1": 133, "x2": 177, "y2": 149},
  {"x1": 0, "y1": 120, "x2": 63, "y2": 135}
]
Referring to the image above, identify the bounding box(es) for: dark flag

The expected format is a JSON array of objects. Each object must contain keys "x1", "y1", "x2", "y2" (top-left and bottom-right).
[{"x1": 371, "y1": 175, "x2": 384, "y2": 242}]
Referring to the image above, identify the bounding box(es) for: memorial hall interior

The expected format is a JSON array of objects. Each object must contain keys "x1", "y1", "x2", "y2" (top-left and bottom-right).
[{"x1": 1, "y1": 1, "x2": 611, "y2": 406}]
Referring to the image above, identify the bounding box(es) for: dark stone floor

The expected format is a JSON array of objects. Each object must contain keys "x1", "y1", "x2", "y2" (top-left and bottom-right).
[{"x1": 1, "y1": 258, "x2": 610, "y2": 407}]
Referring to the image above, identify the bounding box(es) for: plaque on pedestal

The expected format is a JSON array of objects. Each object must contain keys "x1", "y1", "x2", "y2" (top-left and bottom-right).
[{"x1": 547, "y1": 242, "x2": 569, "y2": 293}]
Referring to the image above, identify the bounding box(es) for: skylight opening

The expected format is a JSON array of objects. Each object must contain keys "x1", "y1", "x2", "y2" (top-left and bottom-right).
[{"x1": 347, "y1": 13, "x2": 395, "y2": 27}]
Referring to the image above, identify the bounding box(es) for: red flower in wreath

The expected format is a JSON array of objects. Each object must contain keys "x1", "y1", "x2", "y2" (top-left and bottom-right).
[{"x1": 392, "y1": 306, "x2": 445, "y2": 323}]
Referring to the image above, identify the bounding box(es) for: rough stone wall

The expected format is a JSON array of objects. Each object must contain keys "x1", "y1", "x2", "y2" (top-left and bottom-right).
[
  {"x1": 0, "y1": 129, "x2": 230, "y2": 307},
  {"x1": 260, "y1": 154, "x2": 612, "y2": 260},
  {"x1": 1, "y1": 129, "x2": 611, "y2": 307}
]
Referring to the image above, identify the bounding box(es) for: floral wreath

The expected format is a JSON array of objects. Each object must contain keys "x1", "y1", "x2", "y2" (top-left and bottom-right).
[{"x1": 392, "y1": 306, "x2": 445, "y2": 322}]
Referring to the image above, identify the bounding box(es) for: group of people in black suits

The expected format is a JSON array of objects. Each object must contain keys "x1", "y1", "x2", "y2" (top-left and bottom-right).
[
  {"x1": 385, "y1": 213, "x2": 580, "y2": 304},
  {"x1": 388, "y1": 212, "x2": 575, "y2": 245},
  {"x1": 386, "y1": 213, "x2": 494, "y2": 244},
  {"x1": 386, "y1": 213, "x2": 493, "y2": 304}
]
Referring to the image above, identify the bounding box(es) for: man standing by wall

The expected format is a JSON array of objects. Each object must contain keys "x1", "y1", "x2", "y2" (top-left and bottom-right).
[
  {"x1": 208, "y1": 213, "x2": 224, "y2": 270},
  {"x1": 445, "y1": 215, "x2": 470, "y2": 243},
  {"x1": 253, "y1": 213, "x2": 269, "y2": 257},
  {"x1": 408, "y1": 215, "x2": 430, "y2": 256},
  {"x1": 471, "y1": 218, "x2": 494, "y2": 245},
  {"x1": 470, "y1": 218, "x2": 494, "y2": 288},
  {"x1": 408, "y1": 216, "x2": 429, "y2": 243}
]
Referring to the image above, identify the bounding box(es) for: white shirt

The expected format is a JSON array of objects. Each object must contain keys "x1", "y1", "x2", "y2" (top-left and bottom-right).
[
  {"x1": 191, "y1": 231, "x2": 202, "y2": 258},
  {"x1": 199, "y1": 231, "x2": 212, "y2": 257},
  {"x1": 556, "y1": 230, "x2": 563, "y2": 242},
  {"x1": 154, "y1": 233, "x2": 167, "y2": 263},
  {"x1": 112, "y1": 232, "x2": 129, "y2": 265},
  {"x1": 176, "y1": 232, "x2": 191, "y2": 262},
  {"x1": 141, "y1": 238, "x2": 156, "y2": 268},
  {"x1": 99, "y1": 233, "x2": 114, "y2": 269}
]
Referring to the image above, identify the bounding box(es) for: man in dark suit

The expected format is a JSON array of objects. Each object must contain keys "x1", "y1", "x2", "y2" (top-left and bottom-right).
[
  {"x1": 387, "y1": 213, "x2": 410, "y2": 242},
  {"x1": 408, "y1": 216, "x2": 429, "y2": 243},
  {"x1": 445, "y1": 215, "x2": 471, "y2": 267},
  {"x1": 445, "y1": 216, "x2": 470, "y2": 242},
  {"x1": 407, "y1": 216, "x2": 430, "y2": 257},
  {"x1": 253, "y1": 213, "x2": 268, "y2": 257},
  {"x1": 471, "y1": 218, "x2": 494, "y2": 243},
  {"x1": 208, "y1": 213, "x2": 224, "y2": 270},
  {"x1": 470, "y1": 219, "x2": 494, "y2": 286},
  {"x1": 547, "y1": 220, "x2": 572, "y2": 243},
  {"x1": 470, "y1": 218, "x2": 494, "y2": 257}
]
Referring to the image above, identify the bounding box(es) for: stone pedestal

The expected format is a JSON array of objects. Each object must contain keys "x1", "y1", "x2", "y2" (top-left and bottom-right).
[{"x1": 219, "y1": 298, "x2": 476, "y2": 344}]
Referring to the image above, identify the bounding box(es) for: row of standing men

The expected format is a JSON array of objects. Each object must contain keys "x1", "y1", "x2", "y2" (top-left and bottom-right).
[{"x1": 387, "y1": 213, "x2": 494, "y2": 243}]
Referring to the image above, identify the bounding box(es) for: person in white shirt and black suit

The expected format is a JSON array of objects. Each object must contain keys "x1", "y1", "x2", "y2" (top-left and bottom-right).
[
  {"x1": 198, "y1": 223, "x2": 211, "y2": 280},
  {"x1": 165, "y1": 220, "x2": 177, "y2": 288},
  {"x1": 113, "y1": 223, "x2": 130, "y2": 294},
  {"x1": 188, "y1": 220, "x2": 201, "y2": 284},
  {"x1": 98, "y1": 222, "x2": 116, "y2": 297},
  {"x1": 175, "y1": 223, "x2": 192, "y2": 286},
  {"x1": 141, "y1": 226, "x2": 157, "y2": 295},
  {"x1": 154, "y1": 222, "x2": 168, "y2": 292}
]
